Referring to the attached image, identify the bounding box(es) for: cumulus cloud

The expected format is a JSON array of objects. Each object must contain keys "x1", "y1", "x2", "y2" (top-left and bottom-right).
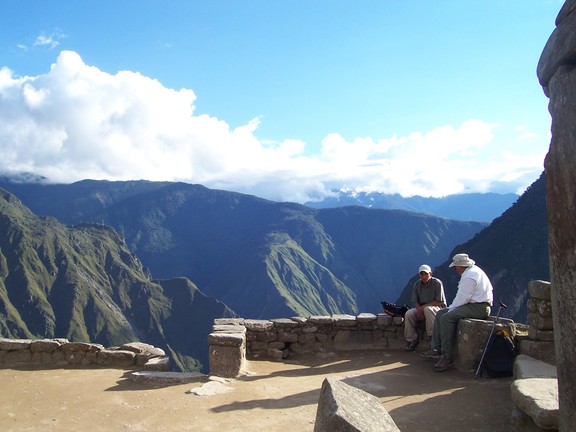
[{"x1": 0, "y1": 51, "x2": 547, "y2": 202}]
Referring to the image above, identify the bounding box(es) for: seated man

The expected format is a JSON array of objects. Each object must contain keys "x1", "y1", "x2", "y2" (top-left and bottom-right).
[
  {"x1": 404, "y1": 264, "x2": 446, "y2": 351},
  {"x1": 421, "y1": 253, "x2": 494, "y2": 371}
]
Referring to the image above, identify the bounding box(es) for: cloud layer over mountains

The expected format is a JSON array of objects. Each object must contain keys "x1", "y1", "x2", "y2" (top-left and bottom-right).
[{"x1": 0, "y1": 50, "x2": 547, "y2": 202}]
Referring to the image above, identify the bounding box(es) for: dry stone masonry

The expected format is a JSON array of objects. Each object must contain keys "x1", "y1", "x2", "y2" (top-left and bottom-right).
[
  {"x1": 209, "y1": 313, "x2": 406, "y2": 377},
  {"x1": 0, "y1": 338, "x2": 170, "y2": 370},
  {"x1": 209, "y1": 311, "x2": 524, "y2": 377},
  {"x1": 520, "y1": 280, "x2": 555, "y2": 364}
]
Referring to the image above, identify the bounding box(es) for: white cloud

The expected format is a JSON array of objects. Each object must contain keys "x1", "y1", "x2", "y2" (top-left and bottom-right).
[
  {"x1": 33, "y1": 31, "x2": 64, "y2": 49},
  {"x1": 0, "y1": 51, "x2": 547, "y2": 202}
]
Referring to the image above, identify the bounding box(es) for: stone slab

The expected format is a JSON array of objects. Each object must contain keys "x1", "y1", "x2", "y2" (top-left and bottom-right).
[
  {"x1": 130, "y1": 371, "x2": 208, "y2": 385},
  {"x1": 511, "y1": 378, "x2": 558, "y2": 430},
  {"x1": 514, "y1": 354, "x2": 557, "y2": 380},
  {"x1": 528, "y1": 280, "x2": 552, "y2": 301}
]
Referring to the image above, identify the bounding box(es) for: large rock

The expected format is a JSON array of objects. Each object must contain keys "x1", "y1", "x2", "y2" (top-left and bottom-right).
[
  {"x1": 455, "y1": 317, "x2": 514, "y2": 371},
  {"x1": 314, "y1": 378, "x2": 400, "y2": 432},
  {"x1": 537, "y1": 1, "x2": 576, "y2": 429}
]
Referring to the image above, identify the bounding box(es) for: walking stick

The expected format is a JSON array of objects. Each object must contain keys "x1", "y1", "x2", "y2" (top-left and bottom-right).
[{"x1": 474, "y1": 301, "x2": 507, "y2": 379}]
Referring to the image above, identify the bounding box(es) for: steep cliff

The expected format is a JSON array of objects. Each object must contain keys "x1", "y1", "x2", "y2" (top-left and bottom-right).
[
  {"x1": 396, "y1": 173, "x2": 549, "y2": 323},
  {"x1": 0, "y1": 188, "x2": 235, "y2": 371}
]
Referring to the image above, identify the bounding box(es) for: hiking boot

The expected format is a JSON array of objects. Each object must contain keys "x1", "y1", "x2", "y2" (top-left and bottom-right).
[
  {"x1": 405, "y1": 340, "x2": 419, "y2": 352},
  {"x1": 434, "y1": 357, "x2": 454, "y2": 372},
  {"x1": 420, "y1": 349, "x2": 440, "y2": 360}
]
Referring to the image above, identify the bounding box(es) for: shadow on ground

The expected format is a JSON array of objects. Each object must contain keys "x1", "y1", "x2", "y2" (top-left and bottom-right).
[{"x1": 212, "y1": 350, "x2": 514, "y2": 432}]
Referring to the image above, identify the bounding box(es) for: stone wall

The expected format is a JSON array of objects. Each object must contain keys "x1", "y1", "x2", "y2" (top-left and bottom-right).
[
  {"x1": 209, "y1": 311, "x2": 521, "y2": 377},
  {"x1": 209, "y1": 313, "x2": 405, "y2": 377},
  {"x1": 537, "y1": 0, "x2": 576, "y2": 429},
  {"x1": 247, "y1": 313, "x2": 406, "y2": 358},
  {"x1": 0, "y1": 338, "x2": 170, "y2": 370},
  {"x1": 510, "y1": 280, "x2": 558, "y2": 431},
  {"x1": 214, "y1": 313, "x2": 405, "y2": 365},
  {"x1": 519, "y1": 280, "x2": 555, "y2": 364},
  {"x1": 209, "y1": 281, "x2": 556, "y2": 378}
]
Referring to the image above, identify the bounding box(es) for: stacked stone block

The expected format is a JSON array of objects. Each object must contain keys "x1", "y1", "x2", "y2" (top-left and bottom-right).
[
  {"x1": 208, "y1": 319, "x2": 247, "y2": 378},
  {"x1": 209, "y1": 311, "x2": 524, "y2": 377},
  {"x1": 0, "y1": 338, "x2": 170, "y2": 370},
  {"x1": 521, "y1": 280, "x2": 555, "y2": 364},
  {"x1": 456, "y1": 317, "x2": 516, "y2": 371},
  {"x1": 211, "y1": 313, "x2": 405, "y2": 365}
]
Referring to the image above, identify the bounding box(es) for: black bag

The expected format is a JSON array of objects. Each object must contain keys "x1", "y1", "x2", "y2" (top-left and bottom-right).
[
  {"x1": 483, "y1": 329, "x2": 517, "y2": 378},
  {"x1": 381, "y1": 301, "x2": 409, "y2": 317}
]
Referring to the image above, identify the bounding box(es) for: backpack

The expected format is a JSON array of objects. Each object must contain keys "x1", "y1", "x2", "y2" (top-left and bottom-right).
[
  {"x1": 482, "y1": 329, "x2": 517, "y2": 378},
  {"x1": 381, "y1": 301, "x2": 409, "y2": 317}
]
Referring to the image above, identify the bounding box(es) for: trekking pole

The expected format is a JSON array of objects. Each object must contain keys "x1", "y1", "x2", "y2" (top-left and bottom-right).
[{"x1": 474, "y1": 301, "x2": 507, "y2": 379}]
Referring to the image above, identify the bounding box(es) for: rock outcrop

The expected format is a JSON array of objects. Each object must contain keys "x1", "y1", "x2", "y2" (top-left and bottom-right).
[
  {"x1": 314, "y1": 378, "x2": 400, "y2": 432},
  {"x1": 537, "y1": 0, "x2": 576, "y2": 429}
]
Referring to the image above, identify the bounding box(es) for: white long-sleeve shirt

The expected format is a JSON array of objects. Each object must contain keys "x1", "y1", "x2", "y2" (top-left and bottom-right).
[{"x1": 449, "y1": 265, "x2": 494, "y2": 310}]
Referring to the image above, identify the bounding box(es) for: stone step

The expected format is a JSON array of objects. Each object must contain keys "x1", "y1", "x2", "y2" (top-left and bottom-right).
[
  {"x1": 129, "y1": 371, "x2": 208, "y2": 386},
  {"x1": 514, "y1": 354, "x2": 557, "y2": 380},
  {"x1": 511, "y1": 378, "x2": 558, "y2": 430}
]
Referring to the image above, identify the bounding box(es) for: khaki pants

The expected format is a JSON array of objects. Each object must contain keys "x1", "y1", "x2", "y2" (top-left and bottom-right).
[{"x1": 404, "y1": 305, "x2": 443, "y2": 342}]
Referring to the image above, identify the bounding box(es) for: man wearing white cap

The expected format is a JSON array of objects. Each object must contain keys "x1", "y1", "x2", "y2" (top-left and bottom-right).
[
  {"x1": 421, "y1": 253, "x2": 493, "y2": 372},
  {"x1": 404, "y1": 264, "x2": 446, "y2": 351}
]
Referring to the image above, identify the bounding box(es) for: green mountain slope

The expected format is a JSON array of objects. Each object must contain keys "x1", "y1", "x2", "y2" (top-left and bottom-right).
[
  {"x1": 0, "y1": 180, "x2": 486, "y2": 318},
  {"x1": 0, "y1": 188, "x2": 234, "y2": 371}
]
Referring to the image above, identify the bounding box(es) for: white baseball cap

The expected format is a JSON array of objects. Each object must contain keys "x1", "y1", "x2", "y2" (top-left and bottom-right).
[{"x1": 418, "y1": 264, "x2": 432, "y2": 273}]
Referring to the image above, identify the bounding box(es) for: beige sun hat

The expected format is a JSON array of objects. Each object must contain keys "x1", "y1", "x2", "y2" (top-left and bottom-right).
[{"x1": 448, "y1": 253, "x2": 475, "y2": 268}]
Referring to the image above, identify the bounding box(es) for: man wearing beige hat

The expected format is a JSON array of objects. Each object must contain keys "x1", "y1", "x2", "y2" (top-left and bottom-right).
[
  {"x1": 421, "y1": 253, "x2": 493, "y2": 372},
  {"x1": 404, "y1": 264, "x2": 446, "y2": 351}
]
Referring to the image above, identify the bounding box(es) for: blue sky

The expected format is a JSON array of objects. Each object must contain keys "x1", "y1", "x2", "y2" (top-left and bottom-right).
[{"x1": 0, "y1": 1, "x2": 564, "y2": 202}]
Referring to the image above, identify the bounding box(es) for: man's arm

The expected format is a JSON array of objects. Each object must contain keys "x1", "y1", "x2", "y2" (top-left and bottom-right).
[
  {"x1": 434, "y1": 280, "x2": 447, "y2": 307},
  {"x1": 449, "y1": 277, "x2": 476, "y2": 309}
]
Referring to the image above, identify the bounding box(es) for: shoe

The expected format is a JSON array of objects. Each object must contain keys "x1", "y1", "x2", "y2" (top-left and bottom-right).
[
  {"x1": 420, "y1": 349, "x2": 440, "y2": 360},
  {"x1": 405, "y1": 340, "x2": 419, "y2": 351},
  {"x1": 434, "y1": 357, "x2": 454, "y2": 372}
]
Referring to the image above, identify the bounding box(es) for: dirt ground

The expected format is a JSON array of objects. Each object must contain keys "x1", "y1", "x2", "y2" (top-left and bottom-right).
[{"x1": 0, "y1": 349, "x2": 514, "y2": 432}]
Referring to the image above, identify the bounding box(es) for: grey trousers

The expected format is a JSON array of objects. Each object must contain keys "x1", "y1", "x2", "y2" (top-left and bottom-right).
[{"x1": 430, "y1": 303, "x2": 490, "y2": 360}]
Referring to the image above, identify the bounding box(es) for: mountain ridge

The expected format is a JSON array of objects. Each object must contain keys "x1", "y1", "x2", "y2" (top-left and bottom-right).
[
  {"x1": 396, "y1": 172, "x2": 549, "y2": 322},
  {"x1": 0, "y1": 188, "x2": 235, "y2": 371},
  {"x1": 0, "y1": 179, "x2": 486, "y2": 318},
  {"x1": 304, "y1": 190, "x2": 519, "y2": 222},
  {"x1": 0, "y1": 170, "x2": 551, "y2": 371}
]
